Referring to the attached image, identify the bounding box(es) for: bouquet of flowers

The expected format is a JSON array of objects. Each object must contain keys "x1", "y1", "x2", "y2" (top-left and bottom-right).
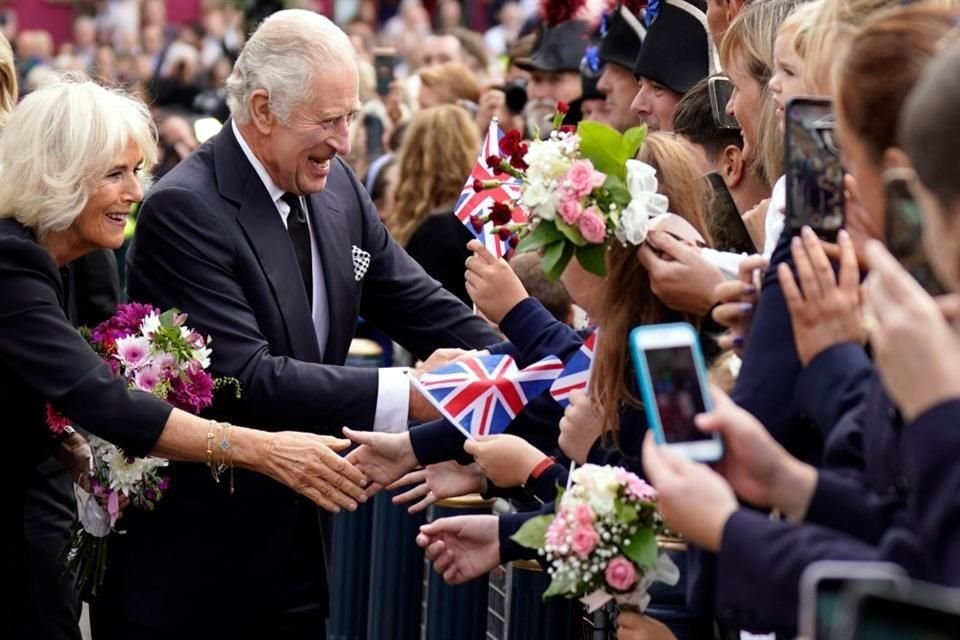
[
  {"x1": 471, "y1": 104, "x2": 669, "y2": 279},
  {"x1": 511, "y1": 464, "x2": 679, "y2": 613},
  {"x1": 46, "y1": 302, "x2": 238, "y2": 593}
]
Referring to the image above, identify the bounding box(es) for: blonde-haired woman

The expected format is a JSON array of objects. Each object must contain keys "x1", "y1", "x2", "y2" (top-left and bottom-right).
[
  {"x1": 2, "y1": 79, "x2": 369, "y2": 639},
  {"x1": 387, "y1": 104, "x2": 480, "y2": 304}
]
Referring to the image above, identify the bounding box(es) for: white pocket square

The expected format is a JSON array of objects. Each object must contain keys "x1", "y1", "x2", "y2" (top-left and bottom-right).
[{"x1": 351, "y1": 245, "x2": 371, "y2": 282}]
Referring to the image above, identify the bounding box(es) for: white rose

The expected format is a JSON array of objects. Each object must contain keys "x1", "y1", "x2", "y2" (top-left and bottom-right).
[
  {"x1": 523, "y1": 179, "x2": 558, "y2": 221},
  {"x1": 572, "y1": 464, "x2": 619, "y2": 515},
  {"x1": 524, "y1": 139, "x2": 572, "y2": 182},
  {"x1": 617, "y1": 160, "x2": 669, "y2": 245}
]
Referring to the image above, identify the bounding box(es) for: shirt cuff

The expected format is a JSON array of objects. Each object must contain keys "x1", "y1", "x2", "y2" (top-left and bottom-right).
[{"x1": 374, "y1": 367, "x2": 410, "y2": 433}]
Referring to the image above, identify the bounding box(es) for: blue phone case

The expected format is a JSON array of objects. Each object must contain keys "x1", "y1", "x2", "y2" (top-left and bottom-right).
[{"x1": 628, "y1": 322, "x2": 718, "y2": 453}]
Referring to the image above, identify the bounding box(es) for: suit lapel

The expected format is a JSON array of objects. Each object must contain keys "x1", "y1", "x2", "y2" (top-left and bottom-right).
[
  {"x1": 217, "y1": 126, "x2": 321, "y2": 362},
  {"x1": 307, "y1": 190, "x2": 356, "y2": 365}
]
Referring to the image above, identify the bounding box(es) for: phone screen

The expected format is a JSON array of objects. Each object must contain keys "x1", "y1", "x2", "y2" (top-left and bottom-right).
[
  {"x1": 851, "y1": 596, "x2": 960, "y2": 640},
  {"x1": 373, "y1": 51, "x2": 396, "y2": 97},
  {"x1": 708, "y1": 76, "x2": 738, "y2": 129},
  {"x1": 816, "y1": 577, "x2": 904, "y2": 639},
  {"x1": 884, "y1": 175, "x2": 946, "y2": 296},
  {"x1": 786, "y1": 99, "x2": 846, "y2": 241},
  {"x1": 644, "y1": 346, "x2": 709, "y2": 444},
  {"x1": 705, "y1": 172, "x2": 756, "y2": 254}
]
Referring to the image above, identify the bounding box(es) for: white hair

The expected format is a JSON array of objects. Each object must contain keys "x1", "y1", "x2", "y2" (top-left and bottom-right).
[
  {"x1": 0, "y1": 77, "x2": 157, "y2": 236},
  {"x1": 226, "y1": 10, "x2": 357, "y2": 125}
]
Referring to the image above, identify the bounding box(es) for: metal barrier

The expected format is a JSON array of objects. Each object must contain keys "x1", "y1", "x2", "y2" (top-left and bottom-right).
[{"x1": 421, "y1": 495, "x2": 496, "y2": 640}]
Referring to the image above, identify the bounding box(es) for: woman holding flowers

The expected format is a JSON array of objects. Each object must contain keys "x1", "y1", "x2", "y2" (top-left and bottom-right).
[{"x1": 1, "y1": 78, "x2": 368, "y2": 638}]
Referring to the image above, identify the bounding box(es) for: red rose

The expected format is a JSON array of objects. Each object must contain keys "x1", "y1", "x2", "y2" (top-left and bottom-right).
[
  {"x1": 490, "y1": 202, "x2": 513, "y2": 226},
  {"x1": 556, "y1": 101, "x2": 570, "y2": 114},
  {"x1": 510, "y1": 154, "x2": 529, "y2": 171},
  {"x1": 469, "y1": 215, "x2": 485, "y2": 232},
  {"x1": 472, "y1": 178, "x2": 484, "y2": 192},
  {"x1": 486, "y1": 154, "x2": 504, "y2": 175},
  {"x1": 497, "y1": 226, "x2": 512, "y2": 241},
  {"x1": 559, "y1": 124, "x2": 577, "y2": 135}
]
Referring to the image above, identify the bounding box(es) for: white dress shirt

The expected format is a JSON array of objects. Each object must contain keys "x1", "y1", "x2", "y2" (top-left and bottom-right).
[{"x1": 232, "y1": 121, "x2": 409, "y2": 432}]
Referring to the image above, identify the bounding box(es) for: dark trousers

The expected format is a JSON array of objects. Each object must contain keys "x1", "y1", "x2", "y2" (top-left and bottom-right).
[{"x1": 21, "y1": 460, "x2": 82, "y2": 640}]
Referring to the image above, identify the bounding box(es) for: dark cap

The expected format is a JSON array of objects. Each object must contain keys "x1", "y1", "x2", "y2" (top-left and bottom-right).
[
  {"x1": 632, "y1": 0, "x2": 719, "y2": 95},
  {"x1": 516, "y1": 20, "x2": 591, "y2": 73},
  {"x1": 598, "y1": 3, "x2": 647, "y2": 71}
]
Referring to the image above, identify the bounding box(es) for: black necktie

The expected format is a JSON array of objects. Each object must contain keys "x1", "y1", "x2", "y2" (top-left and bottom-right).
[{"x1": 282, "y1": 193, "x2": 313, "y2": 307}]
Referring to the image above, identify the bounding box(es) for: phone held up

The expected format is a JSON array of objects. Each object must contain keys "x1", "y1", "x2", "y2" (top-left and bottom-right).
[
  {"x1": 629, "y1": 323, "x2": 722, "y2": 463},
  {"x1": 707, "y1": 75, "x2": 739, "y2": 130},
  {"x1": 785, "y1": 97, "x2": 846, "y2": 241},
  {"x1": 372, "y1": 47, "x2": 397, "y2": 98},
  {"x1": 883, "y1": 168, "x2": 947, "y2": 296}
]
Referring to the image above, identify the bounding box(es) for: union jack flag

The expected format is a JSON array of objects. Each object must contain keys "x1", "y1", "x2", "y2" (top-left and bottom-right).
[
  {"x1": 412, "y1": 354, "x2": 564, "y2": 439},
  {"x1": 549, "y1": 331, "x2": 598, "y2": 407},
  {"x1": 453, "y1": 120, "x2": 526, "y2": 258}
]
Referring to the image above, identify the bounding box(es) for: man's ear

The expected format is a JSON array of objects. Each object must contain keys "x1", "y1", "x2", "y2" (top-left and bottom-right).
[
  {"x1": 248, "y1": 89, "x2": 275, "y2": 136},
  {"x1": 720, "y1": 144, "x2": 745, "y2": 190}
]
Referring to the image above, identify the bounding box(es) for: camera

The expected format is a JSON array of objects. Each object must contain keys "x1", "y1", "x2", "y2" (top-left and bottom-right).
[{"x1": 502, "y1": 78, "x2": 528, "y2": 115}]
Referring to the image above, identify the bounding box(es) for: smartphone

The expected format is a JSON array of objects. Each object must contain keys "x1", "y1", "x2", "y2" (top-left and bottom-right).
[
  {"x1": 798, "y1": 561, "x2": 907, "y2": 640},
  {"x1": 834, "y1": 579, "x2": 960, "y2": 640},
  {"x1": 628, "y1": 323, "x2": 722, "y2": 462},
  {"x1": 373, "y1": 47, "x2": 396, "y2": 98},
  {"x1": 705, "y1": 172, "x2": 756, "y2": 254},
  {"x1": 883, "y1": 168, "x2": 947, "y2": 296},
  {"x1": 708, "y1": 76, "x2": 739, "y2": 130},
  {"x1": 785, "y1": 97, "x2": 846, "y2": 241}
]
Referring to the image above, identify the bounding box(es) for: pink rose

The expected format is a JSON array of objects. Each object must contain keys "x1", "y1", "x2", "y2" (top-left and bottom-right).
[
  {"x1": 578, "y1": 207, "x2": 607, "y2": 243},
  {"x1": 574, "y1": 503, "x2": 595, "y2": 527},
  {"x1": 605, "y1": 556, "x2": 639, "y2": 591},
  {"x1": 570, "y1": 524, "x2": 600, "y2": 558},
  {"x1": 564, "y1": 160, "x2": 601, "y2": 199},
  {"x1": 558, "y1": 198, "x2": 583, "y2": 224}
]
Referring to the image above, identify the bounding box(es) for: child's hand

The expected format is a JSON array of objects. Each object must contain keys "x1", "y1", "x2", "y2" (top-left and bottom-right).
[
  {"x1": 558, "y1": 389, "x2": 603, "y2": 464},
  {"x1": 463, "y1": 434, "x2": 548, "y2": 488},
  {"x1": 464, "y1": 240, "x2": 529, "y2": 325}
]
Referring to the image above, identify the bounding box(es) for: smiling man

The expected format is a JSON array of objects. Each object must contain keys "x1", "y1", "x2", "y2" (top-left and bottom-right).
[{"x1": 116, "y1": 9, "x2": 497, "y2": 639}]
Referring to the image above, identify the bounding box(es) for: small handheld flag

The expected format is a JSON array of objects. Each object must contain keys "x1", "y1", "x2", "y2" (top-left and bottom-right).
[
  {"x1": 549, "y1": 331, "x2": 598, "y2": 407},
  {"x1": 413, "y1": 354, "x2": 564, "y2": 439}
]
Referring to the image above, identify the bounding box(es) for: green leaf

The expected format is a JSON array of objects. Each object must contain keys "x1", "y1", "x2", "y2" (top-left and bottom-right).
[
  {"x1": 554, "y1": 217, "x2": 587, "y2": 247},
  {"x1": 542, "y1": 241, "x2": 574, "y2": 281},
  {"x1": 516, "y1": 221, "x2": 565, "y2": 253},
  {"x1": 578, "y1": 121, "x2": 628, "y2": 180},
  {"x1": 622, "y1": 125, "x2": 648, "y2": 160},
  {"x1": 575, "y1": 243, "x2": 607, "y2": 277},
  {"x1": 603, "y1": 175, "x2": 632, "y2": 207},
  {"x1": 623, "y1": 527, "x2": 658, "y2": 569},
  {"x1": 159, "y1": 309, "x2": 178, "y2": 328},
  {"x1": 510, "y1": 514, "x2": 554, "y2": 549},
  {"x1": 614, "y1": 500, "x2": 638, "y2": 524},
  {"x1": 543, "y1": 572, "x2": 577, "y2": 598}
]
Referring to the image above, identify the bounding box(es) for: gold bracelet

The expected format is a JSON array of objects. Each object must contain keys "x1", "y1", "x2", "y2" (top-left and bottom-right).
[{"x1": 218, "y1": 423, "x2": 235, "y2": 495}]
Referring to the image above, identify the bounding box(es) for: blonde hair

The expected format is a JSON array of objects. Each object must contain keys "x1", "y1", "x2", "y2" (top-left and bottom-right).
[
  {"x1": 419, "y1": 62, "x2": 482, "y2": 105},
  {"x1": 387, "y1": 105, "x2": 480, "y2": 245},
  {"x1": 0, "y1": 78, "x2": 157, "y2": 237},
  {"x1": 721, "y1": 0, "x2": 805, "y2": 186},
  {"x1": 226, "y1": 10, "x2": 357, "y2": 125},
  {"x1": 591, "y1": 133, "x2": 712, "y2": 438},
  {"x1": 0, "y1": 33, "x2": 16, "y2": 128}
]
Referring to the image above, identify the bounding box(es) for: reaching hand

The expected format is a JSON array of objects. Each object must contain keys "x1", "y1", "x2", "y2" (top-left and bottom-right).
[
  {"x1": 259, "y1": 432, "x2": 369, "y2": 513},
  {"x1": 694, "y1": 387, "x2": 817, "y2": 520},
  {"x1": 617, "y1": 612, "x2": 678, "y2": 640},
  {"x1": 558, "y1": 389, "x2": 603, "y2": 464},
  {"x1": 343, "y1": 428, "x2": 418, "y2": 494},
  {"x1": 388, "y1": 461, "x2": 485, "y2": 513},
  {"x1": 408, "y1": 372, "x2": 442, "y2": 422},
  {"x1": 712, "y1": 254, "x2": 767, "y2": 355},
  {"x1": 637, "y1": 229, "x2": 725, "y2": 316},
  {"x1": 463, "y1": 434, "x2": 547, "y2": 488},
  {"x1": 863, "y1": 240, "x2": 960, "y2": 422},
  {"x1": 416, "y1": 348, "x2": 486, "y2": 374},
  {"x1": 778, "y1": 227, "x2": 864, "y2": 366},
  {"x1": 641, "y1": 432, "x2": 737, "y2": 553},
  {"x1": 464, "y1": 239, "x2": 529, "y2": 325},
  {"x1": 417, "y1": 514, "x2": 501, "y2": 585}
]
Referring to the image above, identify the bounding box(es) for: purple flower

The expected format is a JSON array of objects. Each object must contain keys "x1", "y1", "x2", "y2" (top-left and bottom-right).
[
  {"x1": 115, "y1": 336, "x2": 152, "y2": 369},
  {"x1": 134, "y1": 365, "x2": 162, "y2": 392},
  {"x1": 167, "y1": 367, "x2": 215, "y2": 414}
]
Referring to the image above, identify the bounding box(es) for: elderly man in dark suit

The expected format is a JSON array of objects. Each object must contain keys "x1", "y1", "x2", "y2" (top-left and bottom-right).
[{"x1": 105, "y1": 9, "x2": 497, "y2": 639}]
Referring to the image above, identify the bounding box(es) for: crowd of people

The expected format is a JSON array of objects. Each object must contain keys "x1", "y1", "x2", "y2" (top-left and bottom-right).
[{"x1": 6, "y1": 0, "x2": 960, "y2": 639}]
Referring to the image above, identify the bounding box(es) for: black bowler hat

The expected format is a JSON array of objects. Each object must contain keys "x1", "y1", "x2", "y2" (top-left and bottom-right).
[
  {"x1": 516, "y1": 19, "x2": 591, "y2": 73},
  {"x1": 598, "y1": 2, "x2": 647, "y2": 71},
  {"x1": 633, "y1": 0, "x2": 720, "y2": 95}
]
